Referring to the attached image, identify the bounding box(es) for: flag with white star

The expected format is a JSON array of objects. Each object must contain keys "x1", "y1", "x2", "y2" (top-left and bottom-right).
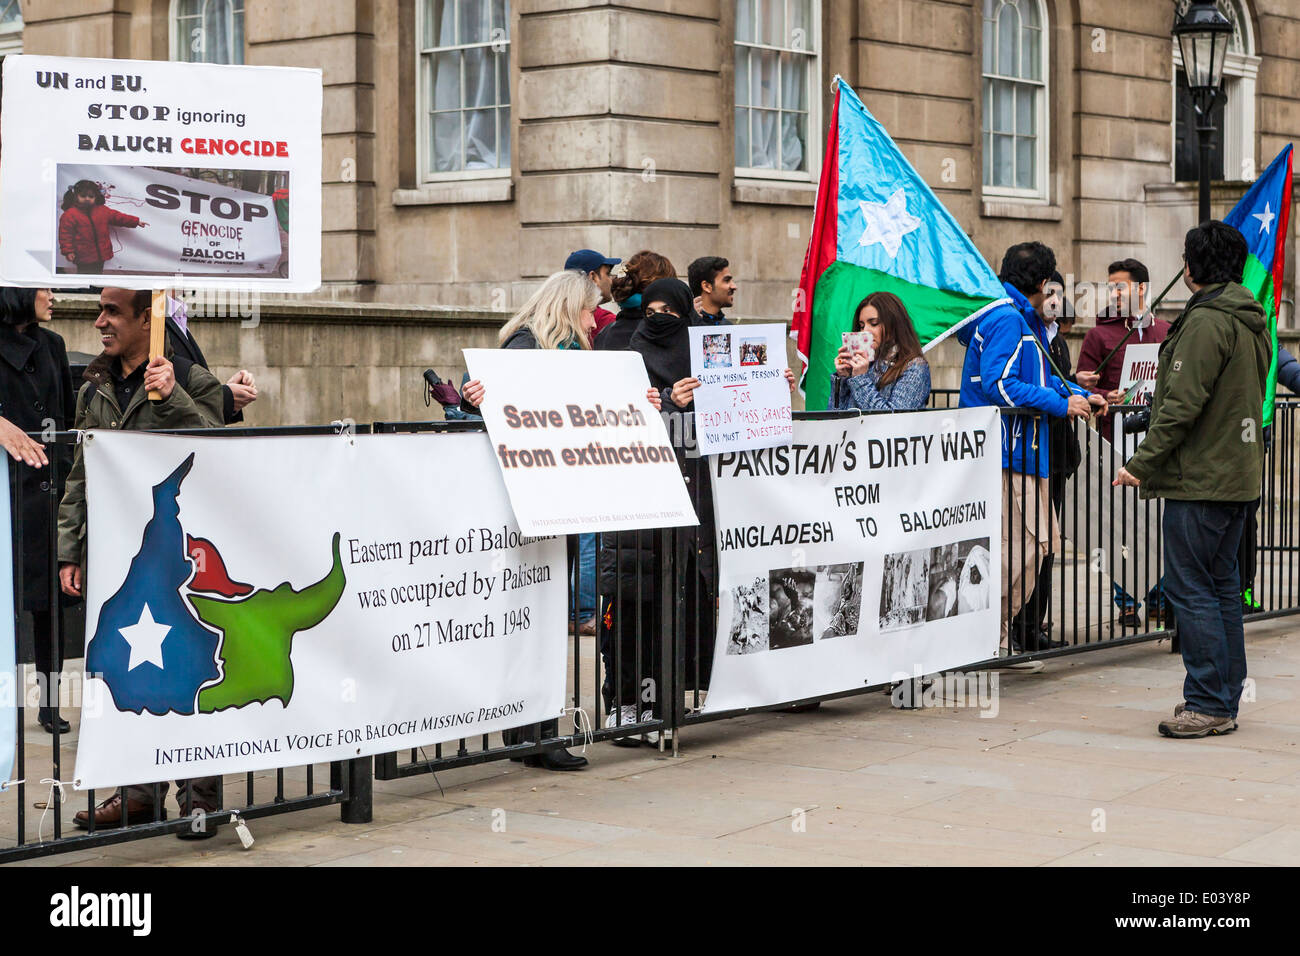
[
  {"x1": 793, "y1": 79, "x2": 1008, "y2": 411},
  {"x1": 1224, "y1": 144, "x2": 1292, "y2": 427}
]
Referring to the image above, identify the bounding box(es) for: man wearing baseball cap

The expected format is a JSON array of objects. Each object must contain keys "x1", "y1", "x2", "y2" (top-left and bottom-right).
[{"x1": 565, "y1": 249, "x2": 621, "y2": 344}]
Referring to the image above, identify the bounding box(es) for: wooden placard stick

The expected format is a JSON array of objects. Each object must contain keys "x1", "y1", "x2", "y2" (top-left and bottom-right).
[{"x1": 147, "y1": 288, "x2": 166, "y2": 400}]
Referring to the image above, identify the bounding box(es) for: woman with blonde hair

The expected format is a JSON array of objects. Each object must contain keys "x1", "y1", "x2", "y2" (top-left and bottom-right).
[
  {"x1": 461, "y1": 270, "x2": 603, "y2": 411},
  {"x1": 458, "y1": 270, "x2": 659, "y2": 770}
]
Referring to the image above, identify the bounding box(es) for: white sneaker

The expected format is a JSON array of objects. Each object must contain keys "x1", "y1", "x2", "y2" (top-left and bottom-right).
[
  {"x1": 641, "y1": 709, "x2": 671, "y2": 746},
  {"x1": 606, "y1": 705, "x2": 642, "y2": 747}
]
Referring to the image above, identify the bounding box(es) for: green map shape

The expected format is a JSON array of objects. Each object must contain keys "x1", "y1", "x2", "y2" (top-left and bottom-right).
[{"x1": 192, "y1": 532, "x2": 346, "y2": 713}]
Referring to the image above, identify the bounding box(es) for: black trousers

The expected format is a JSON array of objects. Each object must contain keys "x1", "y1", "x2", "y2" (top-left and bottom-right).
[
  {"x1": 31, "y1": 608, "x2": 64, "y2": 711},
  {"x1": 1238, "y1": 498, "x2": 1260, "y2": 598}
]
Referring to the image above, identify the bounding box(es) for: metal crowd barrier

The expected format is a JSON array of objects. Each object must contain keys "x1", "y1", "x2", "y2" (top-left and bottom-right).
[
  {"x1": 5, "y1": 400, "x2": 1298, "y2": 862},
  {"x1": 0, "y1": 426, "x2": 370, "y2": 864}
]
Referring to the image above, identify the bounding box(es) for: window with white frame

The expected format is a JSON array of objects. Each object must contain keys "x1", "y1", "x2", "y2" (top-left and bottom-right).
[
  {"x1": 734, "y1": 0, "x2": 819, "y2": 179},
  {"x1": 1173, "y1": 0, "x2": 1258, "y2": 183},
  {"x1": 0, "y1": 0, "x2": 22, "y2": 57},
  {"x1": 418, "y1": 0, "x2": 512, "y2": 179},
  {"x1": 981, "y1": 0, "x2": 1049, "y2": 200},
  {"x1": 170, "y1": 0, "x2": 245, "y2": 65}
]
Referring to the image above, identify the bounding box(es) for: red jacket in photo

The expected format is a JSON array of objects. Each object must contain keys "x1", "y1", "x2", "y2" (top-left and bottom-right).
[{"x1": 58, "y1": 205, "x2": 141, "y2": 264}]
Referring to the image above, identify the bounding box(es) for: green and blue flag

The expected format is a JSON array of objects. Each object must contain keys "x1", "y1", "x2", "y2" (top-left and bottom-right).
[
  {"x1": 793, "y1": 79, "x2": 1007, "y2": 410},
  {"x1": 1224, "y1": 144, "x2": 1292, "y2": 427}
]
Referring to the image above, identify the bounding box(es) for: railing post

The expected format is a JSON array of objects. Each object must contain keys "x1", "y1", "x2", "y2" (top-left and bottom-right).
[{"x1": 338, "y1": 756, "x2": 373, "y2": 824}]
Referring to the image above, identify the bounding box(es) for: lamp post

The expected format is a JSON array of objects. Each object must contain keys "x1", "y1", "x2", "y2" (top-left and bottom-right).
[{"x1": 1173, "y1": 2, "x2": 1234, "y2": 224}]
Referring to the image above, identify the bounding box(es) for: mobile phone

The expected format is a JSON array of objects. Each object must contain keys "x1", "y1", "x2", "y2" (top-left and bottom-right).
[{"x1": 842, "y1": 332, "x2": 875, "y2": 359}]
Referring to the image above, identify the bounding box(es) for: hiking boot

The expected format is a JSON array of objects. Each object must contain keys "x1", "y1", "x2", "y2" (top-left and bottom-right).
[
  {"x1": 1159, "y1": 708, "x2": 1236, "y2": 738},
  {"x1": 1174, "y1": 701, "x2": 1237, "y2": 730}
]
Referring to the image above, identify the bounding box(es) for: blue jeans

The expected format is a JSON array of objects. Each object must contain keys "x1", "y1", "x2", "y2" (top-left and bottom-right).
[
  {"x1": 1162, "y1": 499, "x2": 1249, "y2": 718},
  {"x1": 573, "y1": 533, "x2": 597, "y2": 622}
]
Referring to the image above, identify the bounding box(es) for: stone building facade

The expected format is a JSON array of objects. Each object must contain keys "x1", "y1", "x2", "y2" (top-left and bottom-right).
[{"x1": 16, "y1": 0, "x2": 1300, "y2": 423}]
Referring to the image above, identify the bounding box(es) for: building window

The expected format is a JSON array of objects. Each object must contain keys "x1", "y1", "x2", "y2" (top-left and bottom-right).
[
  {"x1": 981, "y1": 0, "x2": 1048, "y2": 200},
  {"x1": 170, "y1": 0, "x2": 245, "y2": 65},
  {"x1": 734, "y1": 0, "x2": 819, "y2": 179},
  {"x1": 418, "y1": 0, "x2": 512, "y2": 179},
  {"x1": 0, "y1": 0, "x2": 21, "y2": 56},
  {"x1": 1173, "y1": 0, "x2": 1257, "y2": 183}
]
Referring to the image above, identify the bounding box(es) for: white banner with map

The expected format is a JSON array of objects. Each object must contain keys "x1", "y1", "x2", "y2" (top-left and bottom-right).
[
  {"x1": 703, "y1": 409, "x2": 1002, "y2": 713},
  {"x1": 73, "y1": 432, "x2": 567, "y2": 789}
]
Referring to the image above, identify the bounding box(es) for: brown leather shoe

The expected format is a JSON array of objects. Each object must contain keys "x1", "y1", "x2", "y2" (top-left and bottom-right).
[{"x1": 73, "y1": 793, "x2": 166, "y2": 830}]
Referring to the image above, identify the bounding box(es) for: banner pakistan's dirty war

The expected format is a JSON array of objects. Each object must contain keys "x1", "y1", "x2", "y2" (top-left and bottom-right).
[
  {"x1": 703, "y1": 409, "x2": 1003, "y2": 713},
  {"x1": 72, "y1": 432, "x2": 566, "y2": 790}
]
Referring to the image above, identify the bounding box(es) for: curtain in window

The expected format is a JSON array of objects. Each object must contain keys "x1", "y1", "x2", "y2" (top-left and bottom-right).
[
  {"x1": 174, "y1": 0, "x2": 244, "y2": 65},
  {"x1": 425, "y1": 0, "x2": 511, "y2": 173},
  {"x1": 735, "y1": 0, "x2": 812, "y2": 173},
  {"x1": 981, "y1": 0, "x2": 1043, "y2": 192}
]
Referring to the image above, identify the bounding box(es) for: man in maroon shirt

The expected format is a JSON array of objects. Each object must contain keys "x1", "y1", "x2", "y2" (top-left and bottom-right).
[
  {"x1": 1077, "y1": 258, "x2": 1171, "y2": 628},
  {"x1": 565, "y1": 249, "x2": 621, "y2": 346},
  {"x1": 1077, "y1": 258, "x2": 1171, "y2": 438}
]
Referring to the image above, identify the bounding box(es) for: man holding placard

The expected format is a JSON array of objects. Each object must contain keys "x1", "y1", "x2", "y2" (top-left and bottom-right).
[{"x1": 58, "y1": 288, "x2": 225, "y2": 832}]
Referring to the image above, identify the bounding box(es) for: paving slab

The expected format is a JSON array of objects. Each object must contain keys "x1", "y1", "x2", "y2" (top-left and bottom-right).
[{"x1": 3, "y1": 622, "x2": 1296, "y2": 865}]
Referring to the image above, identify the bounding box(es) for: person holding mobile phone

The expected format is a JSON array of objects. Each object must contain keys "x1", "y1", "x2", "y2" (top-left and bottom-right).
[{"x1": 829, "y1": 292, "x2": 931, "y2": 412}]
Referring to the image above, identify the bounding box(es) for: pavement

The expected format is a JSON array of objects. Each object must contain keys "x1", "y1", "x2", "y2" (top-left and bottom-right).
[{"x1": 8, "y1": 618, "x2": 1299, "y2": 866}]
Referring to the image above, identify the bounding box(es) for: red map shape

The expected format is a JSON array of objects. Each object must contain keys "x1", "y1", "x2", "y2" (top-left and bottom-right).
[{"x1": 187, "y1": 535, "x2": 254, "y2": 597}]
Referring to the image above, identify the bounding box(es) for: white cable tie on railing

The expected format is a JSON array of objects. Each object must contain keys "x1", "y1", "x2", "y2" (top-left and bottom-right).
[
  {"x1": 563, "y1": 705, "x2": 594, "y2": 754},
  {"x1": 37, "y1": 778, "x2": 69, "y2": 843},
  {"x1": 0, "y1": 778, "x2": 24, "y2": 792}
]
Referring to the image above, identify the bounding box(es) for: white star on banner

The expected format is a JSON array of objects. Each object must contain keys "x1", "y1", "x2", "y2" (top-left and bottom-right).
[
  {"x1": 120, "y1": 603, "x2": 171, "y2": 672},
  {"x1": 1253, "y1": 202, "x2": 1275, "y2": 236},
  {"x1": 857, "y1": 187, "x2": 921, "y2": 259}
]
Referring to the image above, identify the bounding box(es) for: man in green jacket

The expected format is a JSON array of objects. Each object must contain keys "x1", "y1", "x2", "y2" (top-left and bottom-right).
[
  {"x1": 1115, "y1": 222, "x2": 1270, "y2": 739},
  {"x1": 56, "y1": 286, "x2": 226, "y2": 833}
]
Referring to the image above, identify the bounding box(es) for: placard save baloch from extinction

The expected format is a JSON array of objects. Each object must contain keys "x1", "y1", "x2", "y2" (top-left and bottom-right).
[{"x1": 793, "y1": 79, "x2": 1009, "y2": 412}]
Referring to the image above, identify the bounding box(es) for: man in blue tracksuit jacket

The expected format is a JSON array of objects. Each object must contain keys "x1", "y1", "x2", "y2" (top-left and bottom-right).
[{"x1": 958, "y1": 242, "x2": 1106, "y2": 653}]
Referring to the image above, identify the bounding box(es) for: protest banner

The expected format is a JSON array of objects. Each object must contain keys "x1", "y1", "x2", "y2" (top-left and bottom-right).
[
  {"x1": 1112, "y1": 343, "x2": 1160, "y2": 447},
  {"x1": 51, "y1": 163, "x2": 284, "y2": 279},
  {"x1": 73, "y1": 431, "x2": 567, "y2": 789},
  {"x1": 703, "y1": 409, "x2": 1001, "y2": 713},
  {"x1": 689, "y1": 322, "x2": 793, "y2": 456},
  {"x1": 0, "y1": 466, "x2": 13, "y2": 791},
  {"x1": 463, "y1": 349, "x2": 698, "y2": 535},
  {"x1": 0, "y1": 54, "x2": 320, "y2": 292}
]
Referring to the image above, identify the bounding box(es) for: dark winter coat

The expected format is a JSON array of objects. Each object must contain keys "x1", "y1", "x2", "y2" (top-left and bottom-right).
[
  {"x1": 57, "y1": 345, "x2": 224, "y2": 568},
  {"x1": 166, "y1": 316, "x2": 243, "y2": 424},
  {"x1": 1126, "y1": 283, "x2": 1271, "y2": 502},
  {"x1": 594, "y1": 304, "x2": 644, "y2": 352},
  {"x1": 0, "y1": 323, "x2": 76, "y2": 609}
]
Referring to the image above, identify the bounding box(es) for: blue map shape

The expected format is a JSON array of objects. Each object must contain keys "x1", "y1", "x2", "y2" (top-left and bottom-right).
[{"x1": 86, "y1": 454, "x2": 221, "y2": 715}]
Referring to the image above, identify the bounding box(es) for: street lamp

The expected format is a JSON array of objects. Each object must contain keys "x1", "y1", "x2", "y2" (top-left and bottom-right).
[{"x1": 1173, "y1": 2, "x2": 1234, "y2": 224}]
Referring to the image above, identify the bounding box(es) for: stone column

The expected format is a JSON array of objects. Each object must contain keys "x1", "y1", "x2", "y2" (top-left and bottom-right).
[
  {"x1": 246, "y1": 0, "x2": 377, "y2": 292},
  {"x1": 515, "y1": 0, "x2": 723, "y2": 279}
]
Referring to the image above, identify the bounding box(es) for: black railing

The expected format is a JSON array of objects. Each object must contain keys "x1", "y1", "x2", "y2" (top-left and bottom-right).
[
  {"x1": 5, "y1": 402, "x2": 1298, "y2": 861},
  {"x1": 0, "y1": 426, "x2": 369, "y2": 864}
]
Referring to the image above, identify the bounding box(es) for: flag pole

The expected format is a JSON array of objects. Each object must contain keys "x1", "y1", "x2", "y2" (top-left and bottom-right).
[{"x1": 147, "y1": 288, "x2": 166, "y2": 400}]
